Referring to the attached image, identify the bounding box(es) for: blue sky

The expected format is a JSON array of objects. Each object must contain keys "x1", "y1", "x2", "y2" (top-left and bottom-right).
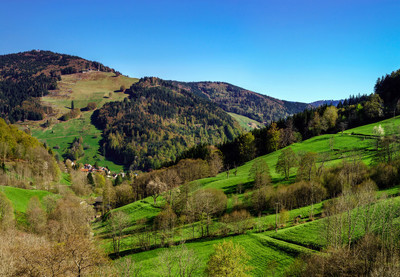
[{"x1": 1, "y1": 0, "x2": 400, "y2": 102}]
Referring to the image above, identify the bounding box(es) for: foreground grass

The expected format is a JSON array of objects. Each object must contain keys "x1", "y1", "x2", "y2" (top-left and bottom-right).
[{"x1": 121, "y1": 233, "x2": 312, "y2": 277}]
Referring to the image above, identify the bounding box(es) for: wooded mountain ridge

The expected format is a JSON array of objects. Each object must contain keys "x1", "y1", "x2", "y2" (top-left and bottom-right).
[
  {"x1": 172, "y1": 81, "x2": 311, "y2": 123},
  {"x1": 92, "y1": 77, "x2": 242, "y2": 170},
  {"x1": 0, "y1": 50, "x2": 115, "y2": 122}
]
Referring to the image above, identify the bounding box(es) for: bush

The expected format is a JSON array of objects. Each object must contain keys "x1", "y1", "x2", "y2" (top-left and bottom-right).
[
  {"x1": 60, "y1": 108, "x2": 80, "y2": 121},
  {"x1": 86, "y1": 102, "x2": 97, "y2": 110},
  {"x1": 271, "y1": 181, "x2": 327, "y2": 210},
  {"x1": 370, "y1": 163, "x2": 398, "y2": 189}
]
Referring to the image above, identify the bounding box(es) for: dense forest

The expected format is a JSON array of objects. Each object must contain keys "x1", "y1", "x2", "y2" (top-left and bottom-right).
[
  {"x1": 92, "y1": 77, "x2": 242, "y2": 170},
  {"x1": 173, "y1": 81, "x2": 310, "y2": 123},
  {"x1": 0, "y1": 50, "x2": 116, "y2": 122}
]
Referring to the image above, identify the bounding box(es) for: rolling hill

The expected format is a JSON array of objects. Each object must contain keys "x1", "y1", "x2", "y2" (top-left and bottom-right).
[{"x1": 92, "y1": 116, "x2": 400, "y2": 276}]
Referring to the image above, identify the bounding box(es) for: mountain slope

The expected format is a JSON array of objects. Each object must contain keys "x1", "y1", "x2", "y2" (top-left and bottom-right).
[
  {"x1": 92, "y1": 77, "x2": 242, "y2": 170},
  {"x1": 172, "y1": 81, "x2": 310, "y2": 123},
  {"x1": 0, "y1": 50, "x2": 115, "y2": 122}
]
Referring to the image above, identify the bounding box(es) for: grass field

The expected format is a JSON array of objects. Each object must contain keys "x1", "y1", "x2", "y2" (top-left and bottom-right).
[
  {"x1": 42, "y1": 71, "x2": 137, "y2": 115},
  {"x1": 196, "y1": 132, "x2": 376, "y2": 198},
  {"x1": 228, "y1": 112, "x2": 263, "y2": 131},
  {"x1": 344, "y1": 115, "x2": 400, "y2": 136},
  {"x1": 120, "y1": 232, "x2": 312, "y2": 277},
  {"x1": 26, "y1": 72, "x2": 138, "y2": 172},
  {"x1": 0, "y1": 186, "x2": 53, "y2": 213}
]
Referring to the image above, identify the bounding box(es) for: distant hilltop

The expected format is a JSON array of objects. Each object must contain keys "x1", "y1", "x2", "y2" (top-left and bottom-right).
[{"x1": 309, "y1": 99, "x2": 343, "y2": 107}]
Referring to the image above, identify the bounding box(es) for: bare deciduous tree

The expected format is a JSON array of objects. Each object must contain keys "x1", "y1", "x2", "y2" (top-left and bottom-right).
[
  {"x1": 158, "y1": 243, "x2": 201, "y2": 277},
  {"x1": 147, "y1": 176, "x2": 167, "y2": 205}
]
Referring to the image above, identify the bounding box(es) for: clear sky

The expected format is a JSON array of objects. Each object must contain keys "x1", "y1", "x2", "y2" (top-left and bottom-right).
[{"x1": 1, "y1": 0, "x2": 400, "y2": 102}]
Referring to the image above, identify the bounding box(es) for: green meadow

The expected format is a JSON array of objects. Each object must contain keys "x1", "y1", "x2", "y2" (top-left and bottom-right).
[
  {"x1": 0, "y1": 186, "x2": 53, "y2": 213},
  {"x1": 228, "y1": 112, "x2": 263, "y2": 131},
  {"x1": 92, "y1": 117, "x2": 399, "y2": 276}
]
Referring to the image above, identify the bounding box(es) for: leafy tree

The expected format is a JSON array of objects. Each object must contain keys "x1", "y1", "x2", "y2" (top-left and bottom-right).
[
  {"x1": 364, "y1": 94, "x2": 383, "y2": 120},
  {"x1": 114, "y1": 174, "x2": 123, "y2": 186},
  {"x1": 275, "y1": 147, "x2": 298, "y2": 180},
  {"x1": 248, "y1": 158, "x2": 271, "y2": 188},
  {"x1": 115, "y1": 184, "x2": 134, "y2": 207},
  {"x1": 267, "y1": 122, "x2": 281, "y2": 152},
  {"x1": 309, "y1": 111, "x2": 322, "y2": 136},
  {"x1": 237, "y1": 133, "x2": 255, "y2": 163},
  {"x1": 296, "y1": 152, "x2": 318, "y2": 181},
  {"x1": 206, "y1": 240, "x2": 253, "y2": 277},
  {"x1": 322, "y1": 106, "x2": 338, "y2": 130}
]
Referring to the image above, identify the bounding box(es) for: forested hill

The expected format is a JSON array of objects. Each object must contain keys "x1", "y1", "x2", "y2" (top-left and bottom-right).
[
  {"x1": 92, "y1": 77, "x2": 242, "y2": 170},
  {"x1": 172, "y1": 81, "x2": 310, "y2": 123},
  {"x1": 0, "y1": 50, "x2": 116, "y2": 122}
]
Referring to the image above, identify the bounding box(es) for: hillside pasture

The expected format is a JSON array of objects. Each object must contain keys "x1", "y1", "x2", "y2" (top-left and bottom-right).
[
  {"x1": 228, "y1": 112, "x2": 263, "y2": 131},
  {"x1": 26, "y1": 72, "x2": 138, "y2": 171},
  {"x1": 0, "y1": 186, "x2": 53, "y2": 213}
]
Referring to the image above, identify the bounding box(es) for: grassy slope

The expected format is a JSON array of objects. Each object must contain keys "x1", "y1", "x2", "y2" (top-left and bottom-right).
[
  {"x1": 94, "y1": 117, "x2": 398, "y2": 276},
  {"x1": 28, "y1": 72, "x2": 138, "y2": 172},
  {"x1": 228, "y1": 112, "x2": 263, "y2": 131},
  {"x1": 0, "y1": 186, "x2": 53, "y2": 213},
  {"x1": 343, "y1": 115, "x2": 400, "y2": 136},
  {"x1": 123, "y1": 233, "x2": 314, "y2": 277},
  {"x1": 94, "y1": 119, "x2": 398, "y2": 276}
]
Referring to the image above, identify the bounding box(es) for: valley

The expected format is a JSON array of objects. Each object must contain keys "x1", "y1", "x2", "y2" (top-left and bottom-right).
[{"x1": 1, "y1": 50, "x2": 400, "y2": 276}]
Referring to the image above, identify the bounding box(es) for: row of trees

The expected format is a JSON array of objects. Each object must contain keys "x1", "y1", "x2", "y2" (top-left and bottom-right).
[{"x1": 286, "y1": 180, "x2": 400, "y2": 276}]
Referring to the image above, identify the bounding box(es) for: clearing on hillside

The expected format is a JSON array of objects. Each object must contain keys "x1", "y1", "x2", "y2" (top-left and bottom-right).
[{"x1": 24, "y1": 72, "x2": 138, "y2": 171}]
